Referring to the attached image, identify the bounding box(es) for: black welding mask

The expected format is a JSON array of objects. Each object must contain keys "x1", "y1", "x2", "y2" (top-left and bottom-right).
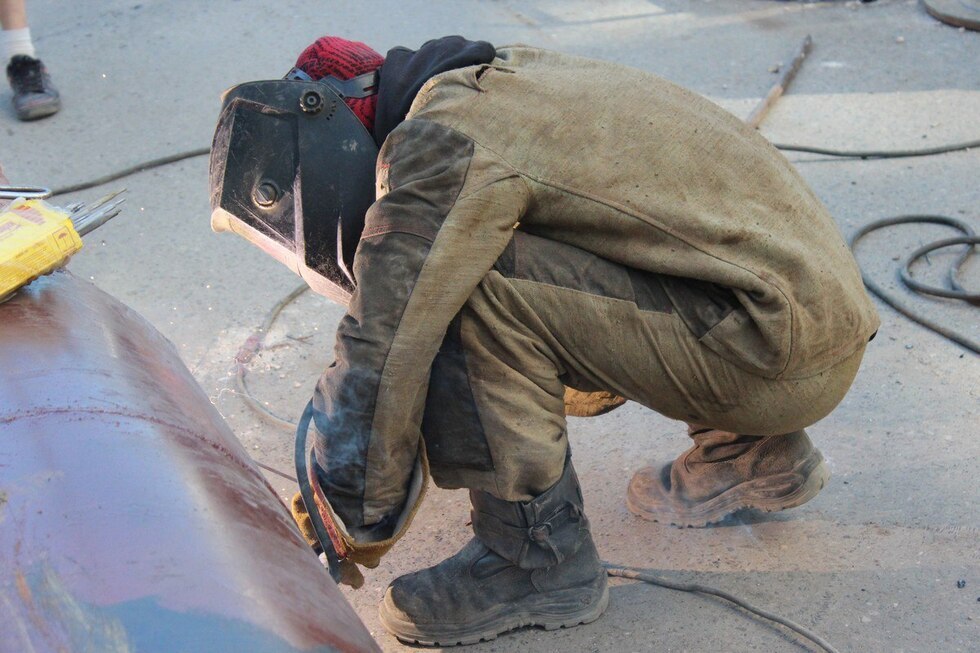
[{"x1": 209, "y1": 68, "x2": 379, "y2": 305}]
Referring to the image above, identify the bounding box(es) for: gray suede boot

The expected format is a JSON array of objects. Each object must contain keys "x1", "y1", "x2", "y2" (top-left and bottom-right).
[
  {"x1": 627, "y1": 428, "x2": 830, "y2": 527},
  {"x1": 379, "y1": 458, "x2": 609, "y2": 646}
]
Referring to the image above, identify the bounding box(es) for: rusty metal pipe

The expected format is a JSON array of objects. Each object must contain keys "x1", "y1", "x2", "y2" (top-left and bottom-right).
[{"x1": 0, "y1": 271, "x2": 379, "y2": 653}]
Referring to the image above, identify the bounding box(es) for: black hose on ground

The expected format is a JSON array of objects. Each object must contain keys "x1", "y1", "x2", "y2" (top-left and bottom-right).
[
  {"x1": 52, "y1": 137, "x2": 974, "y2": 352},
  {"x1": 850, "y1": 215, "x2": 978, "y2": 354},
  {"x1": 604, "y1": 563, "x2": 842, "y2": 653},
  {"x1": 233, "y1": 282, "x2": 310, "y2": 430},
  {"x1": 49, "y1": 147, "x2": 211, "y2": 196},
  {"x1": 47, "y1": 138, "x2": 980, "y2": 198}
]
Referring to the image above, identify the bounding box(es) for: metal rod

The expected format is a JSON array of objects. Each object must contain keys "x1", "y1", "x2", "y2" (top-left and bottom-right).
[
  {"x1": 745, "y1": 35, "x2": 813, "y2": 129},
  {"x1": 69, "y1": 189, "x2": 126, "y2": 235},
  {"x1": 73, "y1": 200, "x2": 125, "y2": 236},
  {"x1": 0, "y1": 185, "x2": 52, "y2": 199}
]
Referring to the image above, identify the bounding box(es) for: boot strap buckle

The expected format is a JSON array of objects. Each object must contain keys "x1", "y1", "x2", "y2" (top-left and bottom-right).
[{"x1": 528, "y1": 523, "x2": 552, "y2": 543}]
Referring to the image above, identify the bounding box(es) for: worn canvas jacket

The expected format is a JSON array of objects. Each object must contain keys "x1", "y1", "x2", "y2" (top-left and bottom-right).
[{"x1": 312, "y1": 45, "x2": 880, "y2": 539}]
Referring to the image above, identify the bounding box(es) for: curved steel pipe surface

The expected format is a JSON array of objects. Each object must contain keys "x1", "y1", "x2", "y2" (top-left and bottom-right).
[{"x1": 0, "y1": 271, "x2": 378, "y2": 653}]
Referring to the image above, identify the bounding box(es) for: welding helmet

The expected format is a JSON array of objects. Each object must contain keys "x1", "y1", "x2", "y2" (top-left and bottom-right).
[{"x1": 209, "y1": 68, "x2": 379, "y2": 305}]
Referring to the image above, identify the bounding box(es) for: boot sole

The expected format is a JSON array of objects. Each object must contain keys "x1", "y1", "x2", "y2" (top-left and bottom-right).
[
  {"x1": 379, "y1": 577, "x2": 609, "y2": 647},
  {"x1": 626, "y1": 451, "x2": 830, "y2": 528},
  {"x1": 16, "y1": 99, "x2": 61, "y2": 121}
]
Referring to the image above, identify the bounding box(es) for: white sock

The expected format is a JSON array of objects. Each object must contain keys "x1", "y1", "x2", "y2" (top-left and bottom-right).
[{"x1": 1, "y1": 28, "x2": 36, "y2": 61}]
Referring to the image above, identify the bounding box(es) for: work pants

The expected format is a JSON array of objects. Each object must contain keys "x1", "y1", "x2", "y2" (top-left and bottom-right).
[{"x1": 421, "y1": 231, "x2": 865, "y2": 501}]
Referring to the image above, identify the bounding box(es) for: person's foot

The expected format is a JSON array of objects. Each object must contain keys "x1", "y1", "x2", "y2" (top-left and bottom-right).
[
  {"x1": 627, "y1": 428, "x2": 830, "y2": 527},
  {"x1": 6, "y1": 55, "x2": 61, "y2": 121},
  {"x1": 379, "y1": 458, "x2": 609, "y2": 646},
  {"x1": 380, "y1": 536, "x2": 608, "y2": 646}
]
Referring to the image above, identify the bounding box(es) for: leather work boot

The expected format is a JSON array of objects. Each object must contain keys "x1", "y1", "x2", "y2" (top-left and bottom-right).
[
  {"x1": 627, "y1": 428, "x2": 830, "y2": 527},
  {"x1": 379, "y1": 457, "x2": 609, "y2": 646}
]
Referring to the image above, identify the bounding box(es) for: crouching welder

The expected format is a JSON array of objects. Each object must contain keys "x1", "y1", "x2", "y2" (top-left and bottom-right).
[{"x1": 208, "y1": 35, "x2": 879, "y2": 645}]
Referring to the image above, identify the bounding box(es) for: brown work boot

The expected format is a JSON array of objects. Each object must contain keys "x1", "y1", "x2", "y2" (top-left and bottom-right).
[
  {"x1": 627, "y1": 428, "x2": 829, "y2": 527},
  {"x1": 379, "y1": 457, "x2": 608, "y2": 646}
]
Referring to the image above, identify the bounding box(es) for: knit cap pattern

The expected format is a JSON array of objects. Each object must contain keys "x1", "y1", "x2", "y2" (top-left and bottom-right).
[{"x1": 295, "y1": 36, "x2": 384, "y2": 131}]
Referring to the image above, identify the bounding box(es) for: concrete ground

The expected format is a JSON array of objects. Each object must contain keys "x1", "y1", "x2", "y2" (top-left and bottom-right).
[{"x1": 3, "y1": 0, "x2": 977, "y2": 651}]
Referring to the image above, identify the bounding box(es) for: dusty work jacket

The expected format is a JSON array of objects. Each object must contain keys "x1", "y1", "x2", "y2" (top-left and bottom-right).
[{"x1": 312, "y1": 41, "x2": 880, "y2": 539}]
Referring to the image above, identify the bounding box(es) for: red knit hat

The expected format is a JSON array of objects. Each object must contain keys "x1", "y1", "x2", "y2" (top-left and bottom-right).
[{"x1": 295, "y1": 36, "x2": 384, "y2": 132}]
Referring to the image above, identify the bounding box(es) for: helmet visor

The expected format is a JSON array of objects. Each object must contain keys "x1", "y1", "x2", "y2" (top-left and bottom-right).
[{"x1": 209, "y1": 79, "x2": 378, "y2": 304}]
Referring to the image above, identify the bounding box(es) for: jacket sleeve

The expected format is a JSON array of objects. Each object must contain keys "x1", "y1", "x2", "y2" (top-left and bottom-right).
[{"x1": 312, "y1": 118, "x2": 529, "y2": 538}]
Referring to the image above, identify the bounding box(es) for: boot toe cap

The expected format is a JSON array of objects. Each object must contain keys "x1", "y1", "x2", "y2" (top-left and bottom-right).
[
  {"x1": 381, "y1": 571, "x2": 439, "y2": 625},
  {"x1": 627, "y1": 462, "x2": 673, "y2": 504}
]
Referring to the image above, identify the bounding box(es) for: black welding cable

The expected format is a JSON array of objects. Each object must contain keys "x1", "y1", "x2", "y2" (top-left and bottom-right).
[
  {"x1": 41, "y1": 136, "x2": 978, "y2": 357},
  {"x1": 49, "y1": 147, "x2": 211, "y2": 196},
  {"x1": 850, "y1": 215, "x2": 979, "y2": 354},
  {"x1": 233, "y1": 282, "x2": 310, "y2": 430},
  {"x1": 604, "y1": 564, "x2": 841, "y2": 653},
  {"x1": 44, "y1": 137, "x2": 980, "y2": 198}
]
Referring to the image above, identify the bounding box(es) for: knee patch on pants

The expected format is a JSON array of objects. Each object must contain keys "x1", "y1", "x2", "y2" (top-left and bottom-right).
[{"x1": 421, "y1": 314, "x2": 496, "y2": 476}]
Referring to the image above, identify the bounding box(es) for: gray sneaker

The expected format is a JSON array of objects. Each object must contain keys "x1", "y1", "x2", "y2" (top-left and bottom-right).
[{"x1": 7, "y1": 55, "x2": 61, "y2": 121}]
